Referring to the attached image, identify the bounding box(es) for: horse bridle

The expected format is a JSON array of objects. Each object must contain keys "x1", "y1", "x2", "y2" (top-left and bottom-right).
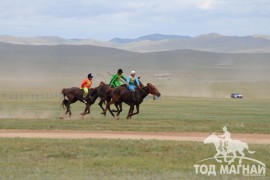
[
  {"x1": 141, "y1": 84, "x2": 155, "y2": 98},
  {"x1": 148, "y1": 85, "x2": 154, "y2": 94}
]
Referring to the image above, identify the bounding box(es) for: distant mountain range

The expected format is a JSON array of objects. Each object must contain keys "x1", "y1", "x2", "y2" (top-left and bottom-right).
[
  {"x1": 1, "y1": 33, "x2": 270, "y2": 53},
  {"x1": 110, "y1": 33, "x2": 270, "y2": 53},
  {"x1": 110, "y1": 34, "x2": 191, "y2": 43}
]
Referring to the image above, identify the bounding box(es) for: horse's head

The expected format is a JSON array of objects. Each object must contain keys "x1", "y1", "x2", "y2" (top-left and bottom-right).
[
  {"x1": 203, "y1": 133, "x2": 219, "y2": 144},
  {"x1": 147, "y1": 83, "x2": 161, "y2": 97}
]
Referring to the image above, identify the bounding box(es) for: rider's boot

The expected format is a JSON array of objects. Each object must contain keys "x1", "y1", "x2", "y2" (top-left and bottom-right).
[{"x1": 83, "y1": 93, "x2": 88, "y2": 104}]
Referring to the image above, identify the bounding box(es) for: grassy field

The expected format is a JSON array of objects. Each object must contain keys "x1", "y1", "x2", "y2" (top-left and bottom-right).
[
  {"x1": 0, "y1": 138, "x2": 269, "y2": 179},
  {"x1": 1, "y1": 92, "x2": 269, "y2": 179},
  {"x1": 0, "y1": 95, "x2": 269, "y2": 134},
  {"x1": 1, "y1": 41, "x2": 270, "y2": 179}
]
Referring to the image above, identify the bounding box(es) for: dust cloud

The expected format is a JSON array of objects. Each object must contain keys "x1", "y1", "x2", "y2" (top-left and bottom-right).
[{"x1": 0, "y1": 110, "x2": 53, "y2": 119}]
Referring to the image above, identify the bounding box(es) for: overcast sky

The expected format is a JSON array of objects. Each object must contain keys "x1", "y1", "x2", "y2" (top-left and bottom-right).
[{"x1": 0, "y1": 0, "x2": 269, "y2": 40}]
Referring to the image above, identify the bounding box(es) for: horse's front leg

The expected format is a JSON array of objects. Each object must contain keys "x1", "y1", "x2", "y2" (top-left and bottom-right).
[
  {"x1": 102, "y1": 100, "x2": 115, "y2": 117},
  {"x1": 116, "y1": 102, "x2": 123, "y2": 118},
  {"x1": 228, "y1": 152, "x2": 236, "y2": 164},
  {"x1": 107, "y1": 100, "x2": 116, "y2": 117},
  {"x1": 98, "y1": 99, "x2": 105, "y2": 112},
  {"x1": 223, "y1": 152, "x2": 229, "y2": 163},
  {"x1": 127, "y1": 105, "x2": 134, "y2": 119},
  {"x1": 238, "y1": 150, "x2": 245, "y2": 165},
  {"x1": 81, "y1": 103, "x2": 90, "y2": 116},
  {"x1": 112, "y1": 102, "x2": 120, "y2": 113},
  {"x1": 101, "y1": 101, "x2": 109, "y2": 116},
  {"x1": 81, "y1": 104, "x2": 88, "y2": 116},
  {"x1": 128, "y1": 104, "x2": 140, "y2": 119}
]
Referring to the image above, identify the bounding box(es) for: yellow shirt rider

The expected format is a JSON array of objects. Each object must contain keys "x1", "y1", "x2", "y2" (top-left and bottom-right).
[{"x1": 81, "y1": 73, "x2": 93, "y2": 103}]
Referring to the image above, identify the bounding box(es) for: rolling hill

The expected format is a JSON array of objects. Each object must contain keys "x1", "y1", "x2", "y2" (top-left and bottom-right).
[
  {"x1": 1, "y1": 42, "x2": 270, "y2": 97},
  {"x1": 114, "y1": 33, "x2": 270, "y2": 53},
  {"x1": 1, "y1": 33, "x2": 270, "y2": 53}
]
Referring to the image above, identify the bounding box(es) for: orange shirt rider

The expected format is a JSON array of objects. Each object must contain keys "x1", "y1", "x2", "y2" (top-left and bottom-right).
[{"x1": 81, "y1": 73, "x2": 93, "y2": 100}]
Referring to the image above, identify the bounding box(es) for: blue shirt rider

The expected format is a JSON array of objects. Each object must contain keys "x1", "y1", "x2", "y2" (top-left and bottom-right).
[{"x1": 126, "y1": 70, "x2": 140, "y2": 101}]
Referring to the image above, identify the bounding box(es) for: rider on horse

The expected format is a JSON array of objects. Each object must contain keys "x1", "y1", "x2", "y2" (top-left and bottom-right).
[
  {"x1": 126, "y1": 70, "x2": 141, "y2": 101},
  {"x1": 219, "y1": 126, "x2": 231, "y2": 151},
  {"x1": 81, "y1": 73, "x2": 93, "y2": 104},
  {"x1": 109, "y1": 69, "x2": 126, "y2": 88}
]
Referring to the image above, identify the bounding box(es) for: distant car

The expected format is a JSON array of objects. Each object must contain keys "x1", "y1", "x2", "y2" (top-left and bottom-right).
[{"x1": 231, "y1": 93, "x2": 243, "y2": 98}]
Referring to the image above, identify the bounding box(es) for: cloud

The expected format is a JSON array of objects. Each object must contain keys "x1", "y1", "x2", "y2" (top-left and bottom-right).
[
  {"x1": 198, "y1": 0, "x2": 214, "y2": 10},
  {"x1": 0, "y1": 0, "x2": 269, "y2": 39}
]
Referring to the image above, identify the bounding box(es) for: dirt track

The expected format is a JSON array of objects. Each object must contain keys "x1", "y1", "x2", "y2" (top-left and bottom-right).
[{"x1": 0, "y1": 130, "x2": 269, "y2": 144}]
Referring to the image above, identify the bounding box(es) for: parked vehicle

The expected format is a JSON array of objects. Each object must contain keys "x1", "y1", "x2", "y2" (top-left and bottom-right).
[{"x1": 231, "y1": 93, "x2": 243, "y2": 98}]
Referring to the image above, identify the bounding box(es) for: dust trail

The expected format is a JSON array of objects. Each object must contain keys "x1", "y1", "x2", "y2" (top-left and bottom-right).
[
  {"x1": 0, "y1": 111, "x2": 53, "y2": 119},
  {"x1": 159, "y1": 81, "x2": 228, "y2": 98}
]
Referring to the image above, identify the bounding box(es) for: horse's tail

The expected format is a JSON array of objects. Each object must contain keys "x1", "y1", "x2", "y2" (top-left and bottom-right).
[
  {"x1": 62, "y1": 88, "x2": 69, "y2": 97},
  {"x1": 61, "y1": 88, "x2": 69, "y2": 109},
  {"x1": 243, "y1": 143, "x2": 255, "y2": 154}
]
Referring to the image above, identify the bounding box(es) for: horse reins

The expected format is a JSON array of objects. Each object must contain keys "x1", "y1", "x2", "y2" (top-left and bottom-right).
[
  {"x1": 140, "y1": 85, "x2": 155, "y2": 99},
  {"x1": 97, "y1": 74, "x2": 107, "y2": 84}
]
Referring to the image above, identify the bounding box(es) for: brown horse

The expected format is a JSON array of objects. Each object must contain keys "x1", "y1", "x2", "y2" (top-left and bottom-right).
[
  {"x1": 61, "y1": 87, "x2": 98, "y2": 118},
  {"x1": 103, "y1": 83, "x2": 161, "y2": 119},
  {"x1": 94, "y1": 82, "x2": 117, "y2": 117}
]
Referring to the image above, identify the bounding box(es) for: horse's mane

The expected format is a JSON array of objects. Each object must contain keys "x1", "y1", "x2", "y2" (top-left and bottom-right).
[{"x1": 90, "y1": 86, "x2": 100, "y2": 96}]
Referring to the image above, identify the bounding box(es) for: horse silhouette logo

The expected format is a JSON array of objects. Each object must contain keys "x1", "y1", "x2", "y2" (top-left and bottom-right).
[{"x1": 202, "y1": 126, "x2": 255, "y2": 165}]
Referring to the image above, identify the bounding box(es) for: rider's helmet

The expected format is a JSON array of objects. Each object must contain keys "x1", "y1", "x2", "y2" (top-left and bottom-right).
[
  {"x1": 118, "y1": 69, "x2": 123, "y2": 74},
  {"x1": 88, "y1": 73, "x2": 93, "y2": 79}
]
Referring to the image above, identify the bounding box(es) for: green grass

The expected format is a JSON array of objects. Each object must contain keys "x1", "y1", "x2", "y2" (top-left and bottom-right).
[
  {"x1": 0, "y1": 138, "x2": 269, "y2": 179},
  {"x1": 0, "y1": 96, "x2": 269, "y2": 134}
]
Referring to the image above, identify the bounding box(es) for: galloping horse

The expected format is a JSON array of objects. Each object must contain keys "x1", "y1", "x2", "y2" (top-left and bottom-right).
[
  {"x1": 61, "y1": 87, "x2": 98, "y2": 118},
  {"x1": 204, "y1": 133, "x2": 255, "y2": 164},
  {"x1": 94, "y1": 82, "x2": 116, "y2": 117},
  {"x1": 103, "y1": 83, "x2": 161, "y2": 119},
  {"x1": 95, "y1": 81, "x2": 142, "y2": 117}
]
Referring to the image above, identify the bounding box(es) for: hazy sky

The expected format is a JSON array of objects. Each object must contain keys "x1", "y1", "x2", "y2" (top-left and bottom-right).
[{"x1": 0, "y1": 0, "x2": 269, "y2": 40}]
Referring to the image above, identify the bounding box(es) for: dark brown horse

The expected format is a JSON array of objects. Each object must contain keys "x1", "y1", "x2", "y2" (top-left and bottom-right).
[
  {"x1": 94, "y1": 82, "x2": 117, "y2": 117},
  {"x1": 61, "y1": 87, "x2": 98, "y2": 118},
  {"x1": 103, "y1": 83, "x2": 161, "y2": 119}
]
